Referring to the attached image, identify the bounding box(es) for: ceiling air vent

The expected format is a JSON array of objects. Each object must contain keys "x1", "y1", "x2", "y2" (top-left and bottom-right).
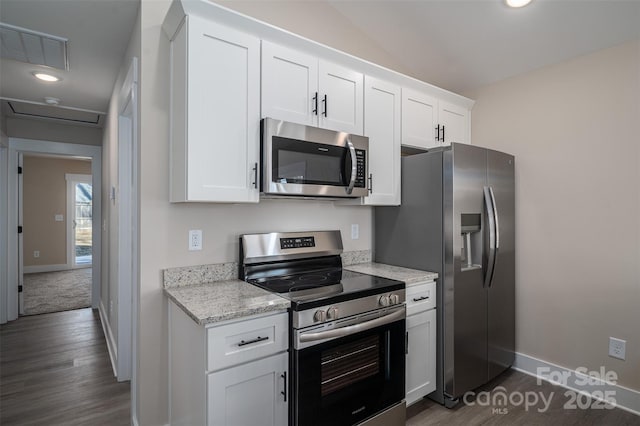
[{"x1": 0, "y1": 22, "x2": 68, "y2": 70}]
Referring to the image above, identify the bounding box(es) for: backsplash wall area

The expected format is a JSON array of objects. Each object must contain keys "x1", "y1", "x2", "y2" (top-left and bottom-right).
[{"x1": 162, "y1": 200, "x2": 372, "y2": 268}]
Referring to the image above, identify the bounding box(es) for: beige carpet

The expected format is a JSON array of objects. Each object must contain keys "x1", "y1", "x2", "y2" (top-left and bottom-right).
[{"x1": 23, "y1": 268, "x2": 92, "y2": 315}]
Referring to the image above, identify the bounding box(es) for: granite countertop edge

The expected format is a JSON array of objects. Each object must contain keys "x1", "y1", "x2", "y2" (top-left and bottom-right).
[
  {"x1": 343, "y1": 262, "x2": 438, "y2": 285},
  {"x1": 164, "y1": 279, "x2": 290, "y2": 326}
]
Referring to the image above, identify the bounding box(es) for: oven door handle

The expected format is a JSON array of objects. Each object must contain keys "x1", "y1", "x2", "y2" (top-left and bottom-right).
[{"x1": 299, "y1": 307, "x2": 405, "y2": 343}]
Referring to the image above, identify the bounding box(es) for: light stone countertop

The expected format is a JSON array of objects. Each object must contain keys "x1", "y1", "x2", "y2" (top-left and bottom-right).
[
  {"x1": 164, "y1": 279, "x2": 290, "y2": 326},
  {"x1": 344, "y1": 262, "x2": 438, "y2": 285}
]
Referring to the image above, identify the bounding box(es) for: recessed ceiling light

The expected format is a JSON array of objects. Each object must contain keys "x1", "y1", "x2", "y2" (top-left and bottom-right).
[
  {"x1": 44, "y1": 97, "x2": 61, "y2": 106},
  {"x1": 32, "y1": 72, "x2": 61, "y2": 82},
  {"x1": 506, "y1": 0, "x2": 532, "y2": 8}
]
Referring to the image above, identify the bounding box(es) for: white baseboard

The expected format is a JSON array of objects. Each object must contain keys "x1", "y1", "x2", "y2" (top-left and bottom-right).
[
  {"x1": 24, "y1": 264, "x2": 69, "y2": 274},
  {"x1": 98, "y1": 300, "x2": 118, "y2": 377},
  {"x1": 513, "y1": 352, "x2": 640, "y2": 416}
]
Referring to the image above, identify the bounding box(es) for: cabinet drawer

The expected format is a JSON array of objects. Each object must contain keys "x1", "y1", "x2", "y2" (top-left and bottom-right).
[
  {"x1": 406, "y1": 281, "x2": 436, "y2": 315},
  {"x1": 207, "y1": 312, "x2": 288, "y2": 372}
]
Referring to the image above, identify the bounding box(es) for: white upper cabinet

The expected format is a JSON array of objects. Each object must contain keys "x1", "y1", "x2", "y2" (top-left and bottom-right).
[
  {"x1": 261, "y1": 41, "x2": 318, "y2": 127},
  {"x1": 262, "y1": 41, "x2": 364, "y2": 135},
  {"x1": 318, "y1": 61, "x2": 364, "y2": 134},
  {"x1": 402, "y1": 88, "x2": 470, "y2": 150},
  {"x1": 401, "y1": 88, "x2": 438, "y2": 150},
  {"x1": 169, "y1": 16, "x2": 260, "y2": 203},
  {"x1": 438, "y1": 101, "x2": 470, "y2": 146},
  {"x1": 362, "y1": 76, "x2": 401, "y2": 205}
]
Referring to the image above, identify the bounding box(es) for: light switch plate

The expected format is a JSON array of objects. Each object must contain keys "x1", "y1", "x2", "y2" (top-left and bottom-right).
[
  {"x1": 351, "y1": 224, "x2": 359, "y2": 240},
  {"x1": 55, "y1": 214, "x2": 63, "y2": 221}
]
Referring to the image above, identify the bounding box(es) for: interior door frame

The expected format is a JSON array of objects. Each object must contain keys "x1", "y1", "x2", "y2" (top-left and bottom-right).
[
  {"x1": 116, "y1": 56, "x2": 138, "y2": 400},
  {"x1": 0, "y1": 143, "x2": 7, "y2": 324},
  {"x1": 6, "y1": 138, "x2": 102, "y2": 322}
]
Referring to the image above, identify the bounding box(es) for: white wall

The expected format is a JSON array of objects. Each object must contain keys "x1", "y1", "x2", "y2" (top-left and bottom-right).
[
  {"x1": 465, "y1": 40, "x2": 640, "y2": 391},
  {"x1": 137, "y1": 1, "x2": 373, "y2": 423},
  {"x1": 101, "y1": 1, "x2": 141, "y2": 379},
  {"x1": 6, "y1": 117, "x2": 102, "y2": 146}
]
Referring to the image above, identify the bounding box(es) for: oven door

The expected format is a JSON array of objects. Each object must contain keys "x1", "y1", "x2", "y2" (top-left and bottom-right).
[
  {"x1": 262, "y1": 118, "x2": 368, "y2": 198},
  {"x1": 292, "y1": 307, "x2": 405, "y2": 426}
]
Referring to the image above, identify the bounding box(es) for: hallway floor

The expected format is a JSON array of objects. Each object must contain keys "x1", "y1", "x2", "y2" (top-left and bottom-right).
[{"x1": 0, "y1": 308, "x2": 130, "y2": 425}]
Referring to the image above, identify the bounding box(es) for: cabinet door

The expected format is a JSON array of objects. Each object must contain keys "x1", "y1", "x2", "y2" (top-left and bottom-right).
[
  {"x1": 439, "y1": 101, "x2": 470, "y2": 145},
  {"x1": 363, "y1": 76, "x2": 401, "y2": 205},
  {"x1": 401, "y1": 88, "x2": 439, "y2": 150},
  {"x1": 208, "y1": 352, "x2": 288, "y2": 426},
  {"x1": 406, "y1": 309, "x2": 437, "y2": 406},
  {"x1": 184, "y1": 17, "x2": 260, "y2": 202},
  {"x1": 262, "y1": 41, "x2": 318, "y2": 126},
  {"x1": 319, "y1": 60, "x2": 364, "y2": 134}
]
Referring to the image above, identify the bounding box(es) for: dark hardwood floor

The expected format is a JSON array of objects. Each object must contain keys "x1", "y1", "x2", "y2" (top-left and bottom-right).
[
  {"x1": 0, "y1": 308, "x2": 130, "y2": 425},
  {"x1": 407, "y1": 368, "x2": 639, "y2": 426}
]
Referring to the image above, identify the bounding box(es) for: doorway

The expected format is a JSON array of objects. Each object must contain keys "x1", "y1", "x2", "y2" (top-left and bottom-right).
[
  {"x1": 21, "y1": 154, "x2": 94, "y2": 315},
  {"x1": 5, "y1": 138, "x2": 102, "y2": 323}
]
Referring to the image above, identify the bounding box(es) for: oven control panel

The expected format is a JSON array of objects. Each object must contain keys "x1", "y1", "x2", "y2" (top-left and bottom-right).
[
  {"x1": 293, "y1": 290, "x2": 406, "y2": 329},
  {"x1": 280, "y1": 236, "x2": 316, "y2": 249}
]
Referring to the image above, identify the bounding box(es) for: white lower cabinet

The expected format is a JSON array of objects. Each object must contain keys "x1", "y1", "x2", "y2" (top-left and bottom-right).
[
  {"x1": 208, "y1": 352, "x2": 288, "y2": 426},
  {"x1": 169, "y1": 302, "x2": 288, "y2": 426},
  {"x1": 405, "y1": 281, "x2": 437, "y2": 406}
]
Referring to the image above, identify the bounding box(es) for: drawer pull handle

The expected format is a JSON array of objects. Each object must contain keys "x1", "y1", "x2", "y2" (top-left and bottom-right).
[
  {"x1": 412, "y1": 296, "x2": 430, "y2": 302},
  {"x1": 238, "y1": 336, "x2": 269, "y2": 347}
]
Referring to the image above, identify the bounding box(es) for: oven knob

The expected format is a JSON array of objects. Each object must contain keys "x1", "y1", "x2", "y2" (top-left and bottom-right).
[
  {"x1": 314, "y1": 310, "x2": 327, "y2": 322},
  {"x1": 326, "y1": 307, "x2": 339, "y2": 320},
  {"x1": 379, "y1": 295, "x2": 390, "y2": 306},
  {"x1": 389, "y1": 294, "x2": 400, "y2": 305}
]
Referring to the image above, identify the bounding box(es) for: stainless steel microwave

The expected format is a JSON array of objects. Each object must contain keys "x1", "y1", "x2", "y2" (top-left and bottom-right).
[{"x1": 261, "y1": 118, "x2": 369, "y2": 198}]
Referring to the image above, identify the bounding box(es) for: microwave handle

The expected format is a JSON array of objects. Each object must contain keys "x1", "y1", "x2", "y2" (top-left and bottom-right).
[{"x1": 345, "y1": 137, "x2": 357, "y2": 195}]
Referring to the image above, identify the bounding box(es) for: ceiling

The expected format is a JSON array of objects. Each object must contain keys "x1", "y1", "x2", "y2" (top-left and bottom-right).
[
  {"x1": 0, "y1": 0, "x2": 139, "y2": 126},
  {"x1": 0, "y1": 0, "x2": 638, "y2": 128},
  {"x1": 327, "y1": 0, "x2": 640, "y2": 93}
]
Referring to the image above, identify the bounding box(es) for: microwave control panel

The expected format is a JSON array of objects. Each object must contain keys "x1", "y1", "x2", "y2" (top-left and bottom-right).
[{"x1": 355, "y1": 149, "x2": 366, "y2": 188}]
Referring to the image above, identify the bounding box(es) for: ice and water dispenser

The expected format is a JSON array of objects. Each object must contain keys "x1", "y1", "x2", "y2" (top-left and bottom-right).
[{"x1": 461, "y1": 213, "x2": 482, "y2": 271}]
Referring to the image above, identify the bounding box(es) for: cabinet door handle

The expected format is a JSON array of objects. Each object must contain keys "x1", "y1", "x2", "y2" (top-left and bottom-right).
[
  {"x1": 281, "y1": 371, "x2": 287, "y2": 402},
  {"x1": 251, "y1": 162, "x2": 258, "y2": 189},
  {"x1": 405, "y1": 331, "x2": 409, "y2": 355},
  {"x1": 368, "y1": 173, "x2": 373, "y2": 194},
  {"x1": 322, "y1": 94, "x2": 327, "y2": 117},
  {"x1": 442, "y1": 125, "x2": 445, "y2": 143},
  {"x1": 412, "y1": 295, "x2": 429, "y2": 302},
  {"x1": 312, "y1": 92, "x2": 318, "y2": 115},
  {"x1": 435, "y1": 125, "x2": 440, "y2": 141},
  {"x1": 237, "y1": 336, "x2": 268, "y2": 347}
]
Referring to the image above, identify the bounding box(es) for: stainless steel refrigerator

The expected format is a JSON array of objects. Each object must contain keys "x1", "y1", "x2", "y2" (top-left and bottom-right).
[{"x1": 375, "y1": 143, "x2": 515, "y2": 407}]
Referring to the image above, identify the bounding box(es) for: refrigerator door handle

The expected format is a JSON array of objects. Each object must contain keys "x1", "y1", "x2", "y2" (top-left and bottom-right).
[
  {"x1": 483, "y1": 187, "x2": 497, "y2": 288},
  {"x1": 489, "y1": 186, "x2": 500, "y2": 251}
]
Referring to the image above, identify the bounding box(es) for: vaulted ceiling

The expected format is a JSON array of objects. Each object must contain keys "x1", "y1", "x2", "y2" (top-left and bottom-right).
[{"x1": 1, "y1": 0, "x2": 638, "y2": 128}]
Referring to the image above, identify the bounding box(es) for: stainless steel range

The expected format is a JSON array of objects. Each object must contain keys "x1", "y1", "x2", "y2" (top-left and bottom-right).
[{"x1": 239, "y1": 230, "x2": 407, "y2": 426}]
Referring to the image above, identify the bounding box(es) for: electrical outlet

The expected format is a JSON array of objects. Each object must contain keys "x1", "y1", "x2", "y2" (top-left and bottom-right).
[
  {"x1": 609, "y1": 337, "x2": 626, "y2": 360},
  {"x1": 351, "y1": 224, "x2": 359, "y2": 240},
  {"x1": 189, "y1": 229, "x2": 203, "y2": 251},
  {"x1": 33, "y1": 250, "x2": 40, "y2": 258}
]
